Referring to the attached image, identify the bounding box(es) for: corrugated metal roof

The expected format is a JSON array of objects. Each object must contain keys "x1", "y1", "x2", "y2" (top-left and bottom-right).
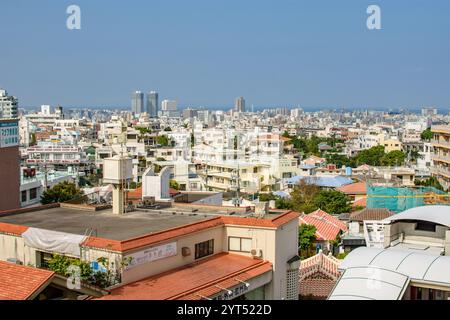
[
  {"x1": 329, "y1": 266, "x2": 409, "y2": 300},
  {"x1": 339, "y1": 247, "x2": 450, "y2": 287},
  {"x1": 384, "y1": 205, "x2": 450, "y2": 227}
]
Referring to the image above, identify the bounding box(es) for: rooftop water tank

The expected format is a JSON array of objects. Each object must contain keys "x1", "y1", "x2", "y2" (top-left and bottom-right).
[{"x1": 102, "y1": 155, "x2": 132, "y2": 184}]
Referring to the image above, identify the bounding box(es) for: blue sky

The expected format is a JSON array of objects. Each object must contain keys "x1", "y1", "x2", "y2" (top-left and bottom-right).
[{"x1": 1, "y1": 0, "x2": 450, "y2": 110}]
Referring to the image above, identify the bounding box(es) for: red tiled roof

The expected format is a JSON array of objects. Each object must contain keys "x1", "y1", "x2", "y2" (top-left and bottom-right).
[
  {"x1": 299, "y1": 210, "x2": 347, "y2": 241},
  {"x1": 299, "y1": 252, "x2": 341, "y2": 299},
  {"x1": 0, "y1": 261, "x2": 54, "y2": 300},
  {"x1": 299, "y1": 251, "x2": 341, "y2": 280},
  {"x1": 98, "y1": 253, "x2": 272, "y2": 300},
  {"x1": 126, "y1": 187, "x2": 142, "y2": 200},
  {"x1": 336, "y1": 182, "x2": 367, "y2": 195},
  {"x1": 299, "y1": 278, "x2": 336, "y2": 299}
]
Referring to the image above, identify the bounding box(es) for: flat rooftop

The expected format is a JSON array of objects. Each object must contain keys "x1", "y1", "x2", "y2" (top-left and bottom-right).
[{"x1": 0, "y1": 207, "x2": 211, "y2": 241}]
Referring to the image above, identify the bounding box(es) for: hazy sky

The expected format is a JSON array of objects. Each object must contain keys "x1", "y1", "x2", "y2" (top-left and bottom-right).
[{"x1": 1, "y1": 0, "x2": 450, "y2": 110}]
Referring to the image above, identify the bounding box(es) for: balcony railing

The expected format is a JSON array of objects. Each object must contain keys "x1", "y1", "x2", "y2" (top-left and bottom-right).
[
  {"x1": 431, "y1": 167, "x2": 450, "y2": 178},
  {"x1": 432, "y1": 154, "x2": 450, "y2": 164},
  {"x1": 432, "y1": 139, "x2": 450, "y2": 148}
]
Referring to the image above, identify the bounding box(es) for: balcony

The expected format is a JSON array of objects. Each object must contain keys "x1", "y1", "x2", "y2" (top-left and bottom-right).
[
  {"x1": 431, "y1": 167, "x2": 450, "y2": 179},
  {"x1": 432, "y1": 154, "x2": 450, "y2": 164},
  {"x1": 432, "y1": 139, "x2": 450, "y2": 149}
]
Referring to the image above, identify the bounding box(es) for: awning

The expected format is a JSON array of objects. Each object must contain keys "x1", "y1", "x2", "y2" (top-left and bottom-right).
[{"x1": 22, "y1": 228, "x2": 86, "y2": 258}]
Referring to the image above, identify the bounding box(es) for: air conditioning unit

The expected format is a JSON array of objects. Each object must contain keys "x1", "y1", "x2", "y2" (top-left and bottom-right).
[
  {"x1": 251, "y1": 248, "x2": 263, "y2": 258},
  {"x1": 7, "y1": 258, "x2": 23, "y2": 265}
]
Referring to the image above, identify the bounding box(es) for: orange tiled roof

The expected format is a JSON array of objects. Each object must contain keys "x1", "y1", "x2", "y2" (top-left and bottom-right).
[
  {"x1": 98, "y1": 253, "x2": 272, "y2": 300},
  {"x1": 0, "y1": 261, "x2": 54, "y2": 300},
  {"x1": 336, "y1": 182, "x2": 367, "y2": 195},
  {"x1": 0, "y1": 222, "x2": 29, "y2": 236}
]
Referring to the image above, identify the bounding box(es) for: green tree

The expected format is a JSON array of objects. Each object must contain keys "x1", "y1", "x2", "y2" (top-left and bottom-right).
[
  {"x1": 290, "y1": 180, "x2": 321, "y2": 213},
  {"x1": 298, "y1": 224, "x2": 317, "y2": 258},
  {"x1": 40, "y1": 181, "x2": 84, "y2": 204},
  {"x1": 169, "y1": 179, "x2": 180, "y2": 190},
  {"x1": 164, "y1": 127, "x2": 172, "y2": 132},
  {"x1": 351, "y1": 145, "x2": 385, "y2": 166},
  {"x1": 156, "y1": 135, "x2": 169, "y2": 146},
  {"x1": 313, "y1": 190, "x2": 351, "y2": 214},
  {"x1": 415, "y1": 176, "x2": 444, "y2": 191},
  {"x1": 421, "y1": 128, "x2": 433, "y2": 141},
  {"x1": 325, "y1": 153, "x2": 351, "y2": 167},
  {"x1": 380, "y1": 150, "x2": 406, "y2": 166}
]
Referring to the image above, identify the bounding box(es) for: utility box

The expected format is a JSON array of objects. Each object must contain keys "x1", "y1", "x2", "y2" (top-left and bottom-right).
[{"x1": 103, "y1": 155, "x2": 132, "y2": 184}]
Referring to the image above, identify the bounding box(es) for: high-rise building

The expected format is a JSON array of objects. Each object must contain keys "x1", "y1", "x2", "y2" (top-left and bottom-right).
[
  {"x1": 422, "y1": 107, "x2": 438, "y2": 117},
  {"x1": 0, "y1": 118, "x2": 20, "y2": 210},
  {"x1": 235, "y1": 97, "x2": 245, "y2": 113},
  {"x1": 131, "y1": 91, "x2": 144, "y2": 114},
  {"x1": 146, "y1": 91, "x2": 159, "y2": 118},
  {"x1": 161, "y1": 99, "x2": 177, "y2": 111},
  {"x1": 0, "y1": 89, "x2": 18, "y2": 119}
]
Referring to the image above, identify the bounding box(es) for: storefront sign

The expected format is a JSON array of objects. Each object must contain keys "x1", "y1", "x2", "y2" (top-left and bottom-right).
[
  {"x1": 212, "y1": 283, "x2": 250, "y2": 300},
  {"x1": 125, "y1": 242, "x2": 177, "y2": 269},
  {"x1": 0, "y1": 121, "x2": 19, "y2": 148}
]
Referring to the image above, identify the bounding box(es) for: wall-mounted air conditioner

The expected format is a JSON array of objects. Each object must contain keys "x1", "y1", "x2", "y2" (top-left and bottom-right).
[{"x1": 251, "y1": 248, "x2": 263, "y2": 258}]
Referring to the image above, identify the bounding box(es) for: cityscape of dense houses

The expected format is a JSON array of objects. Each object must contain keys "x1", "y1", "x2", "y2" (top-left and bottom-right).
[{"x1": 1, "y1": 87, "x2": 450, "y2": 300}]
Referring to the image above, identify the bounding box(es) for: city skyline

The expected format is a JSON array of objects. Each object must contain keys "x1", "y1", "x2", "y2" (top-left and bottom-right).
[{"x1": 1, "y1": 0, "x2": 450, "y2": 109}]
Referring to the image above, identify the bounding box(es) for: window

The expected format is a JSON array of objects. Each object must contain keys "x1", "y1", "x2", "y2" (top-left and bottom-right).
[
  {"x1": 416, "y1": 221, "x2": 436, "y2": 232},
  {"x1": 21, "y1": 190, "x2": 27, "y2": 202},
  {"x1": 228, "y1": 237, "x2": 252, "y2": 253},
  {"x1": 195, "y1": 239, "x2": 214, "y2": 259},
  {"x1": 29, "y1": 188, "x2": 37, "y2": 200}
]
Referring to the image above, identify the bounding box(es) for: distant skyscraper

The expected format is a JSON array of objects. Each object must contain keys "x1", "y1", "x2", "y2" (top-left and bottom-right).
[
  {"x1": 0, "y1": 89, "x2": 18, "y2": 119},
  {"x1": 161, "y1": 99, "x2": 177, "y2": 111},
  {"x1": 235, "y1": 97, "x2": 245, "y2": 113},
  {"x1": 131, "y1": 91, "x2": 144, "y2": 114},
  {"x1": 146, "y1": 91, "x2": 159, "y2": 118}
]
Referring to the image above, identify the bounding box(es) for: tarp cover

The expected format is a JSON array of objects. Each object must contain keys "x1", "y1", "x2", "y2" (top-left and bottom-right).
[{"x1": 22, "y1": 228, "x2": 86, "y2": 257}]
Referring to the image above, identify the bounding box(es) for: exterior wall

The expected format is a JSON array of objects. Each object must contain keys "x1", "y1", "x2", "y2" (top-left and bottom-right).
[
  {"x1": 0, "y1": 233, "x2": 38, "y2": 266},
  {"x1": 385, "y1": 222, "x2": 449, "y2": 252},
  {"x1": 121, "y1": 226, "x2": 225, "y2": 284},
  {"x1": 223, "y1": 218, "x2": 299, "y2": 300},
  {"x1": 0, "y1": 146, "x2": 20, "y2": 210},
  {"x1": 446, "y1": 230, "x2": 450, "y2": 255}
]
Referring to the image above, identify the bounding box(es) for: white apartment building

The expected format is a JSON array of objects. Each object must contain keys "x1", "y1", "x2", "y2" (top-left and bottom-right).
[
  {"x1": 0, "y1": 89, "x2": 18, "y2": 119},
  {"x1": 25, "y1": 144, "x2": 87, "y2": 165}
]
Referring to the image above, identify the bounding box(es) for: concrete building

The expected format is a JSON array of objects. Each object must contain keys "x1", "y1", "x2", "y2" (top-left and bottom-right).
[
  {"x1": 431, "y1": 125, "x2": 450, "y2": 190},
  {"x1": 131, "y1": 91, "x2": 144, "y2": 114},
  {"x1": 0, "y1": 89, "x2": 18, "y2": 119},
  {"x1": 0, "y1": 202, "x2": 300, "y2": 300},
  {"x1": 0, "y1": 119, "x2": 20, "y2": 210}
]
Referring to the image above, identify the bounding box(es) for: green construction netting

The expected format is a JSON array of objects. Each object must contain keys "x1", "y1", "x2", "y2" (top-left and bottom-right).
[{"x1": 366, "y1": 185, "x2": 448, "y2": 213}]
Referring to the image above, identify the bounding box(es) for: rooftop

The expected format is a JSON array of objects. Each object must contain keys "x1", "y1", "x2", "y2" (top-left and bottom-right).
[
  {"x1": 0, "y1": 206, "x2": 210, "y2": 241},
  {"x1": 0, "y1": 261, "x2": 54, "y2": 300},
  {"x1": 98, "y1": 252, "x2": 272, "y2": 300},
  {"x1": 0, "y1": 204, "x2": 299, "y2": 252}
]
